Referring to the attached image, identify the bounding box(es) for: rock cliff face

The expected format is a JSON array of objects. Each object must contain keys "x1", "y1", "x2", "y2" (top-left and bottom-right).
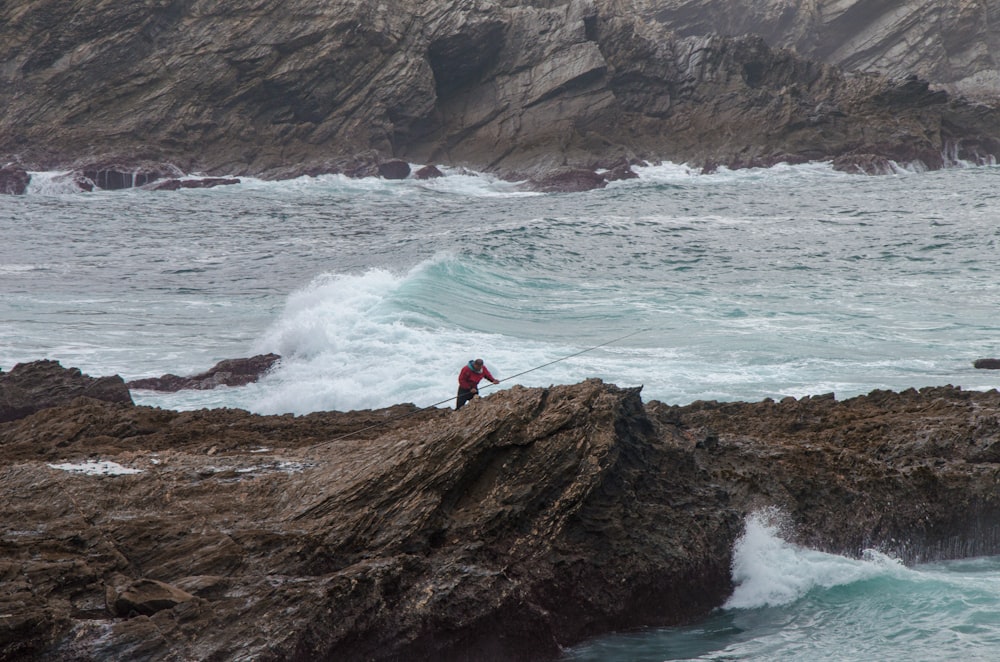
[
  {"x1": 2, "y1": 362, "x2": 999, "y2": 660},
  {"x1": 2, "y1": 0, "x2": 1000, "y2": 180},
  {"x1": 639, "y1": 0, "x2": 1000, "y2": 99}
]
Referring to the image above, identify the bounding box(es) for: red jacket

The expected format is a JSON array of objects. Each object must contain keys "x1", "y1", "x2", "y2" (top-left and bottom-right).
[{"x1": 458, "y1": 362, "x2": 496, "y2": 390}]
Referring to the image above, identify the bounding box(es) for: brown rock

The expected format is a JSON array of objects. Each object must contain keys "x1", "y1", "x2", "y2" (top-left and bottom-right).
[
  {"x1": 2, "y1": 380, "x2": 1000, "y2": 660},
  {"x1": 0, "y1": 359, "x2": 133, "y2": 423},
  {"x1": 109, "y1": 578, "x2": 197, "y2": 617},
  {"x1": 0, "y1": 164, "x2": 29, "y2": 194},
  {"x1": 377, "y1": 159, "x2": 411, "y2": 179},
  {"x1": 126, "y1": 353, "x2": 281, "y2": 392},
  {"x1": 974, "y1": 358, "x2": 1000, "y2": 369},
  {"x1": 414, "y1": 164, "x2": 444, "y2": 179}
]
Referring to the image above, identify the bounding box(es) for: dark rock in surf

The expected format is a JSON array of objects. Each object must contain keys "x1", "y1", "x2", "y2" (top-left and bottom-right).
[
  {"x1": 832, "y1": 153, "x2": 896, "y2": 175},
  {"x1": 605, "y1": 163, "x2": 639, "y2": 181},
  {"x1": 414, "y1": 164, "x2": 444, "y2": 179},
  {"x1": 0, "y1": 164, "x2": 29, "y2": 194},
  {"x1": 0, "y1": 360, "x2": 133, "y2": 423},
  {"x1": 150, "y1": 177, "x2": 241, "y2": 191},
  {"x1": 377, "y1": 159, "x2": 411, "y2": 179},
  {"x1": 74, "y1": 161, "x2": 184, "y2": 190},
  {"x1": 126, "y1": 353, "x2": 281, "y2": 392},
  {"x1": 53, "y1": 171, "x2": 95, "y2": 192},
  {"x1": 974, "y1": 358, "x2": 1000, "y2": 369},
  {"x1": 527, "y1": 168, "x2": 608, "y2": 192}
]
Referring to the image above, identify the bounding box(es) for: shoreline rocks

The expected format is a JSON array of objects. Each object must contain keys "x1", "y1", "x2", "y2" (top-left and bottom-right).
[
  {"x1": 126, "y1": 354, "x2": 281, "y2": 392},
  {"x1": 0, "y1": 359, "x2": 132, "y2": 423},
  {"x1": 0, "y1": 164, "x2": 29, "y2": 194},
  {"x1": 2, "y1": 364, "x2": 999, "y2": 660}
]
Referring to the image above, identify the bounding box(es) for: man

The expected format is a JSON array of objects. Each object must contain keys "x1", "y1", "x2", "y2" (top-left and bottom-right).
[{"x1": 456, "y1": 358, "x2": 499, "y2": 410}]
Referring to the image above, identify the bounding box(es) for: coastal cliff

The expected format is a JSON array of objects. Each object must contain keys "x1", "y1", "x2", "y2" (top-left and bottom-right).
[
  {"x1": 2, "y1": 363, "x2": 999, "y2": 660},
  {"x1": 2, "y1": 0, "x2": 1000, "y2": 181}
]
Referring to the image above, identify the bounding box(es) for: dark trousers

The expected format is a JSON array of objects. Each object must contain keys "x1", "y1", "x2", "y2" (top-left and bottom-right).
[{"x1": 456, "y1": 387, "x2": 476, "y2": 410}]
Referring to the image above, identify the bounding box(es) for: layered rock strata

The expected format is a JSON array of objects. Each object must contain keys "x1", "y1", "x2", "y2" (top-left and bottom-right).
[
  {"x1": 2, "y1": 362, "x2": 999, "y2": 660},
  {"x1": 2, "y1": 0, "x2": 1000, "y2": 182}
]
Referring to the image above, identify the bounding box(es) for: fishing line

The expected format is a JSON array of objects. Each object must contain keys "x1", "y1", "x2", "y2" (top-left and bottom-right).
[{"x1": 321, "y1": 327, "x2": 649, "y2": 443}]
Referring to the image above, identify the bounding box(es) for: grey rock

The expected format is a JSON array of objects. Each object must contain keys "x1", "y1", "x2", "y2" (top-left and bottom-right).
[{"x1": 1, "y1": 1, "x2": 1000, "y2": 178}]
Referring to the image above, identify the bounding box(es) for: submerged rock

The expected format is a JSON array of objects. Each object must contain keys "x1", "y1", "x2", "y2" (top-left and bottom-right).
[
  {"x1": 526, "y1": 168, "x2": 609, "y2": 192},
  {"x1": 2, "y1": 377, "x2": 999, "y2": 660},
  {"x1": 150, "y1": 177, "x2": 241, "y2": 191},
  {"x1": 975, "y1": 358, "x2": 1000, "y2": 369},
  {"x1": 126, "y1": 353, "x2": 281, "y2": 391}
]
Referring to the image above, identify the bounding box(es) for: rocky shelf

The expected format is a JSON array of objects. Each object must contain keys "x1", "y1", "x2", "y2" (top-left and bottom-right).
[{"x1": 2, "y1": 361, "x2": 999, "y2": 660}]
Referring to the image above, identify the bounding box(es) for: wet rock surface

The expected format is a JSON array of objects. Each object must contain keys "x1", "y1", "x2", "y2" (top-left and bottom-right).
[
  {"x1": 0, "y1": 164, "x2": 30, "y2": 194},
  {"x1": 125, "y1": 354, "x2": 280, "y2": 392},
  {"x1": 2, "y1": 365, "x2": 999, "y2": 660}
]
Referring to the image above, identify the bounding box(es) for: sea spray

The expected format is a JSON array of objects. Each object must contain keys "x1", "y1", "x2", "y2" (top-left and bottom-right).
[
  {"x1": 563, "y1": 511, "x2": 1000, "y2": 661},
  {"x1": 724, "y1": 508, "x2": 903, "y2": 609}
]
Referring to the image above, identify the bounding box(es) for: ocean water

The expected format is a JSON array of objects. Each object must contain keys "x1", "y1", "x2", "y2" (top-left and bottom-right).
[
  {"x1": 563, "y1": 511, "x2": 1000, "y2": 662},
  {"x1": 3, "y1": 161, "x2": 1000, "y2": 658}
]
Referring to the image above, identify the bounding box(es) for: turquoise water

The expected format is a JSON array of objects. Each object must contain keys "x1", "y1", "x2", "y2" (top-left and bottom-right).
[
  {"x1": 2, "y1": 162, "x2": 1000, "y2": 658},
  {"x1": 563, "y1": 512, "x2": 1000, "y2": 661},
  {"x1": 2, "y1": 162, "x2": 998, "y2": 414}
]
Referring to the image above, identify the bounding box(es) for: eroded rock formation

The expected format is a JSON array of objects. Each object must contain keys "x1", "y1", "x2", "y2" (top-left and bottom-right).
[
  {"x1": 2, "y1": 362, "x2": 999, "y2": 660},
  {"x1": 125, "y1": 354, "x2": 280, "y2": 392},
  {"x1": 2, "y1": 0, "x2": 1000, "y2": 180},
  {"x1": 639, "y1": 0, "x2": 1000, "y2": 99}
]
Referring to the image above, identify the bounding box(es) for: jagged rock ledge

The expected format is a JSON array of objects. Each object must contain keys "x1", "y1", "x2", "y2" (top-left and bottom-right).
[
  {"x1": 125, "y1": 353, "x2": 281, "y2": 392},
  {"x1": 2, "y1": 361, "x2": 999, "y2": 660}
]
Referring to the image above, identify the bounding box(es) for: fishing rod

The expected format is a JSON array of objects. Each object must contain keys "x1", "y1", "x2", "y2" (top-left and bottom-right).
[{"x1": 322, "y1": 327, "x2": 649, "y2": 444}]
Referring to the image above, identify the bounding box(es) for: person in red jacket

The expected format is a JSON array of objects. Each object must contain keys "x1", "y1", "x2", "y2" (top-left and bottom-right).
[{"x1": 456, "y1": 358, "x2": 499, "y2": 410}]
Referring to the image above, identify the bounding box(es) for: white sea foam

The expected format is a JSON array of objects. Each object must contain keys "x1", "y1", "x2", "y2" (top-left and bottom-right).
[
  {"x1": 724, "y1": 509, "x2": 904, "y2": 610},
  {"x1": 47, "y1": 460, "x2": 143, "y2": 476}
]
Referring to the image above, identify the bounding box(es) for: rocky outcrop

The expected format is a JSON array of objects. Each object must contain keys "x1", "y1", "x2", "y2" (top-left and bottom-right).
[
  {"x1": 0, "y1": 164, "x2": 29, "y2": 194},
  {"x1": 149, "y1": 177, "x2": 241, "y2": 191},
  {"x1": 2, "y1": 371, "x2": 1000, "y2": 660},
  {"x1": 0, "y1": 360, "x2": 133, "y2": 423},
  {"x1": 377, "y1": 159, "x2": 411, "y2": 179},
  {"x1": 975, "y1": 358, "x2": 1000, "y2": 369},
  {"x1": 3, "y1": 1, "x2": 1000, "y2": 179},
  {"x1": 639, "y1": 0, "x2": 1000, "y2": 100},
  {"x1": 126, "y1": 353, "x2": 280, "y2": 391},
  {"x1": 75, "y1": 161, "x2": 185, "y2": 190}
]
